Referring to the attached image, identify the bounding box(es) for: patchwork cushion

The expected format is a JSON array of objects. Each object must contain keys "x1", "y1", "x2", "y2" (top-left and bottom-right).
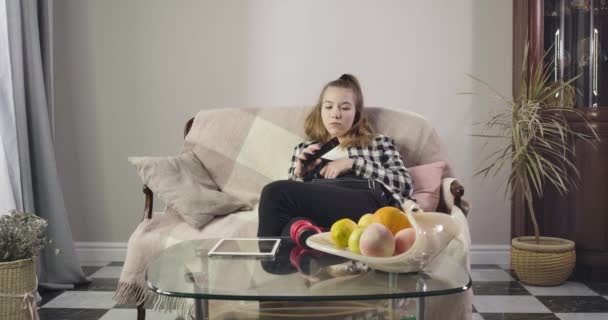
[{"x1": 128, "y1": 151, "x2": 250, "y2": 229}]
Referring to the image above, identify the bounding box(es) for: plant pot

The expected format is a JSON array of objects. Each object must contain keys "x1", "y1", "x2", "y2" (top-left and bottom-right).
[
  {"x1": 0, "y1": 258, "x2": 37, "y2": 320},
  {"x1": 511, "y1": 236, "x2": 575, "y2": 286}
]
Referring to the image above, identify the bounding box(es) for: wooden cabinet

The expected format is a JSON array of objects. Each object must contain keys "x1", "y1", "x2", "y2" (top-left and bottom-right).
[{"x1": 513, "y1": 0, "x2": 608, "y2": 281}]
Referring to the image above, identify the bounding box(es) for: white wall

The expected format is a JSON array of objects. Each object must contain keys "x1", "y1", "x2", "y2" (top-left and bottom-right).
[{"x1": 52, "y1": 0, "x2": 512, "y2": 250}]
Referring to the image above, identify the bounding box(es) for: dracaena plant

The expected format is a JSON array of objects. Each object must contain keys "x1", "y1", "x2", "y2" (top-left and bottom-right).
[
  {"x1": 469, "y1": 43, "x2": 599, "y2": 244},
  {"x1": 0, "y1": 210, "x2": 48, "y2": 262}
]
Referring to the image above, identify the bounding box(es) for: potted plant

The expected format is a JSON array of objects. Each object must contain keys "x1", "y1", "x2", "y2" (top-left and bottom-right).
[
  {"x1": 471, "y1": 43, "x2": 599, "y2": 286},
  {"x1": 0, "y1": 210, "x2": 48, "y2": 320}
]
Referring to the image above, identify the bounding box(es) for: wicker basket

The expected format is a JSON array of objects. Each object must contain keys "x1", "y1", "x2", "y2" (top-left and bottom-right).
[
  {"x1": 0, "y1": 258, "x2": 36, "y2": 320},
  {"x1": 511, "y1": 236, "x2": 575, "y2": 286},
  {"x1": 214, "y1": 300, "x2": 387, "y2": 319}
]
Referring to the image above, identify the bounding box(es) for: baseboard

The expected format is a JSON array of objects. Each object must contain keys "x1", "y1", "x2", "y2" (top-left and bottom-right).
[
  {"x1": 470, "y1": 244, "x2": 511, "y2": 266},
  {"x1": 75, "y1": 242, "x2": 511, "y2": 266},
  {"x1": 74, "y1": 242, "x2": 127, "y2": 263}
]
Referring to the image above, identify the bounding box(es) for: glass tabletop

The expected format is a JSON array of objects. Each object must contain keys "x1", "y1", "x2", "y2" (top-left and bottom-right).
[{"x1": 145, "y1": 238, "x2": 471, "y2": 301}]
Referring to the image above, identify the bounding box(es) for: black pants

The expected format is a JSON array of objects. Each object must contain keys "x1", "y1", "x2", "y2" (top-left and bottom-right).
[{"x1": 257, "y1": 180, "x2": 389, "y2": 238}]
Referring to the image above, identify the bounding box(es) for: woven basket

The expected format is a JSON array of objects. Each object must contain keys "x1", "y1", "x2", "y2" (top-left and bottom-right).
[
  {"x1": 511, "y1": 236, "x2": 575, "y2": 286},
  {"x1": 215, "y1": 300, "x2": 387, "y2": 319},
  {"x1": 0, "y1": 258, "x2": 36, "y2": 320}
]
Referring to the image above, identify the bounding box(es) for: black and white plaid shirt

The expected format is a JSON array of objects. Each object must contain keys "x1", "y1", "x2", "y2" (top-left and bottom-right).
[{"x1": 287, "y1": 134, "x2": 414, "y2": 210}]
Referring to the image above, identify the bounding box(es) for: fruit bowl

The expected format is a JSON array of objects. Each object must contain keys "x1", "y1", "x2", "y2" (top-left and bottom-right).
[{"x1": 306, "y1": 210, "x2": 464, "y2": 273}]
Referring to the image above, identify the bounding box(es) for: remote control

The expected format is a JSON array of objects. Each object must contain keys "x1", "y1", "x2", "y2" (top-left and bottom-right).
[{"x1": 301, "y1": 137, "x2": 340, "y2": 167}]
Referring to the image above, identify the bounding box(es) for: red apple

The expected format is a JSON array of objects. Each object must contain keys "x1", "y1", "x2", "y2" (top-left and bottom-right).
[
  {"x1": 394, "y1": 228, "x2": 416, "y2": 255},
  {"x1": 359, "y1": 223, "x2": 395, "y2": 257}
]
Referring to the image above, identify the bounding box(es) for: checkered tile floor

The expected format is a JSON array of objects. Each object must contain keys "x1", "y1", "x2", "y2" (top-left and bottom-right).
[{"x1": 37, "y1": 262, "x2": 608, "y2": 319}]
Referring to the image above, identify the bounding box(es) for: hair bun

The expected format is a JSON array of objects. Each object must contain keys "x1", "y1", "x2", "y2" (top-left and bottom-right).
[
  {"x1": 338, "y1": 74, "x2": 361, "y2": 89},
  {"x1": 339, "y1": 74, "x2": 352, "y2": 81}
]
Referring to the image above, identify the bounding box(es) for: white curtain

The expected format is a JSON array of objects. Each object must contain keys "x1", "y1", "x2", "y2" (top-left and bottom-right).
[
  {"x1": 3, "y1": 0, "x2": 87, "y2": 287},
  {"x1": 0, "y1": 0, "x2": 19, "y2": 216}
]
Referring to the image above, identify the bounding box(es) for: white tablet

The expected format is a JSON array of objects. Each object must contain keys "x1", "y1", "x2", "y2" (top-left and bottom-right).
[{"x1": 207, "y1": 238, "x2": 281, "y2": 258}]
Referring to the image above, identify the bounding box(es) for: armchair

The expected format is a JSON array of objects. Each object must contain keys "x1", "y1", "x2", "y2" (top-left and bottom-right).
[{"x1": 115, "y1": 107, "x2": 472, "y2": 319}]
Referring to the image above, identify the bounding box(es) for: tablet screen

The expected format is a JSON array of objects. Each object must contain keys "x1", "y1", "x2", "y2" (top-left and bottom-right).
[{"x1": 207, "y1": 238, "x2": 280, "y2": 258}]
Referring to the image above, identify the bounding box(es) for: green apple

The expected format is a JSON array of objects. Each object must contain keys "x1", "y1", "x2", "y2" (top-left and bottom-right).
[
  {"x1": 357, "y1": 213, "x2": 374, "y2": 228},
  {"x1": 348, "y1": 227, "x2": 366, "y2": 254}
]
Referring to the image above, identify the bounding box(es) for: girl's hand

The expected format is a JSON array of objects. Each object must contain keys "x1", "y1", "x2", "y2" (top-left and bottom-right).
[
  {"x1": 293, "y1": 143, "x2": 322, "y2": 177},
  {"x1": 320, "y1": 158, "x2": 354, "y2": 179}
]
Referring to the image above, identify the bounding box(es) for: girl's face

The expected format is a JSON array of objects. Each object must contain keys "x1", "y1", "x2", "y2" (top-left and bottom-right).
[{"x1": 321, "y1": 86, "x2": 357, "y2": 139}]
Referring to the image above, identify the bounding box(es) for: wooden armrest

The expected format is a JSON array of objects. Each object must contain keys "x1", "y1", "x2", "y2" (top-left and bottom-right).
[
  {"x1": 450, "y1": 180, "x2": 464, "y2": 209},
  {"x1": 450, "y1": 180, "x2": 470, "y2": 216},
  {"x1": 142, "y1": 185, "x2": 153, "y2": 220},
  {"x1": 437, "y1": 178, "x2": 470, "y2": 216},
  {"x1": 184, "y1": 118, "x2": 194, "y2": 138}
]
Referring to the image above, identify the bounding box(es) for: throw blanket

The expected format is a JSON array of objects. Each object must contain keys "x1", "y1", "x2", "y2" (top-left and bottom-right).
[{"x1": 113, "y1": 208, "x2": 258, "y2": 317}]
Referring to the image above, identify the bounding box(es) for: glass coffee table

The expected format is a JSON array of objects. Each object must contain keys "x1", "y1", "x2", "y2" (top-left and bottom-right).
[{"x1": 146, "y1": 238, "x2": 471, "y2": 320}]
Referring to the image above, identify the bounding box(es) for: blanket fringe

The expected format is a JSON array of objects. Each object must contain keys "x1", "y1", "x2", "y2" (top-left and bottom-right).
[
  {"x1": 152, "y1": 294, "x2": 193, "y2": 318},
  {"x1": 113, "y1": 281, "x2": 148, "y2": 305},
  {"x1": 114, "y1": 281, "x2": 192, "y2": 318}
]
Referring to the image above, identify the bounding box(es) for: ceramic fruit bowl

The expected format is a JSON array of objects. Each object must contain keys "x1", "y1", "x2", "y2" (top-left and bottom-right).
[{"x1": 306, "y1": 210, "x2": 464, "y2": 273}]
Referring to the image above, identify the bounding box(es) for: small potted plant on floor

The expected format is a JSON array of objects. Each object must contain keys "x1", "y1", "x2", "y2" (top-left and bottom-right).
[
  {"x1": 471, "y1": 43, "x2": 599, "y2": 286},
  {"x1": 0, "y1": 210, "x2": 48, "y2": 320}
]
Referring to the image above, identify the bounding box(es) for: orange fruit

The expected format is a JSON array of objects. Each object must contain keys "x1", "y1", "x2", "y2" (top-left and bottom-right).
[{"x1": 372, "y1": 206, "x2": 411, "y2": 236}]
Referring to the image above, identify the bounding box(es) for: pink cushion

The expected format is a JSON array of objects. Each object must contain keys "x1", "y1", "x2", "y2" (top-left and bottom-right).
[{"x1": 409, "y1": 161, "x2": 447, "y2": 211}]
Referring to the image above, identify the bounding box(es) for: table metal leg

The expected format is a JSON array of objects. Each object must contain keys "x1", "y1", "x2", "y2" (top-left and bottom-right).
[
  {"x1": 193, "y1": 298, "x2": 209, "y2": 320},
  {"x1": 416, "y1": 274, "x2": 427, "y2": 320},
  {"x1": 416, "y1": 296, "x2": 425, "y2": 320},
  {"x1": 190, "y1": 261, "x2": 209, "y2": 320},
  {"x1": 388, "y1": 273, "x2": 396, "y2": 319}
]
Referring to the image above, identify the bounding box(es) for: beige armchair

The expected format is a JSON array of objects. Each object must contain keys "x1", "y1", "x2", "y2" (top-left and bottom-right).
[{"x1": 114, "y1": 107, "x2": 472, "y2": 319}]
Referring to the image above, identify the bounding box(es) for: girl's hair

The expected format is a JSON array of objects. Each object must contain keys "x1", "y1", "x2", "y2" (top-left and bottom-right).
[{"x1": 304, "y1": 74, "x2": 375, "y2": 147}]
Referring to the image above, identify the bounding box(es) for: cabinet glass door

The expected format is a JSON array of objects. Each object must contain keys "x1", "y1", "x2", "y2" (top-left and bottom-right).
[{"x1": 544, "y1": 0, "x2": 608, "y2": 108}]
